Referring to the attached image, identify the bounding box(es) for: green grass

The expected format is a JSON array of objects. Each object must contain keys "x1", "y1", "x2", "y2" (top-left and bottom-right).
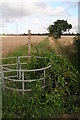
[{"x1": 5, "y1": 38, "x2": 49, "y2": 57}]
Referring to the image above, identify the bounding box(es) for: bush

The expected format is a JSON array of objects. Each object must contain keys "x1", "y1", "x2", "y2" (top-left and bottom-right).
[{"x1": 73, "y1": 33, "x2": 80, "y2": 72}]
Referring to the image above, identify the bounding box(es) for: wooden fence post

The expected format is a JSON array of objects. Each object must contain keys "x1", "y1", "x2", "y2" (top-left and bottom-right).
[{"x1": 28, "y1": 29, "x2": 31, "y2": 61}]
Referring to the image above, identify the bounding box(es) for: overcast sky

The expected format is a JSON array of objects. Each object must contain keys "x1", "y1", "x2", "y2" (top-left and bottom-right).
[{"x1": 0, "y1": 0, "x2": 79, "y2": 34}]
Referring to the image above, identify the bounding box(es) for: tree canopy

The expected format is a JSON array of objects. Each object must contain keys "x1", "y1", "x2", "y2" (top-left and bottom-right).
[{"x1": 47, "y1": 20, "x2": 72, "y2": 39}]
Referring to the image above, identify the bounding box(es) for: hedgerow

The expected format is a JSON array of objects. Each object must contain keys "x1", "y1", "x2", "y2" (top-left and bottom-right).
[{"x1": 2, "y1": 39, "x2": 80, "y2": 119}]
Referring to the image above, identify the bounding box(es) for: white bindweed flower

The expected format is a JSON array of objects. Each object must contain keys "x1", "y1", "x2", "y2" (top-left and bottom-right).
[{"x1": 65, "y1": 82, "x2": 67, "y2": 85}]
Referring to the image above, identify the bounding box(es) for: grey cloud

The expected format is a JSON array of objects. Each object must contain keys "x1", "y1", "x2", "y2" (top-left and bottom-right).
[
  {"x1": 0, "y1": 1, "x2": 69, "y2": 26},
  {"x1": 0, "y1": 2, "x2": 31, "y2": 22},
  {"x1": 33, "y1": 2, "x2": 47, "y2": 9}
]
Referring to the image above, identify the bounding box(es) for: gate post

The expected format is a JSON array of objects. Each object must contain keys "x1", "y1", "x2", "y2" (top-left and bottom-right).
[
  {"x1": 16, "y1": 56, "x2": 18, "y2": 79},
  {"x1": 17, "y1": 56, "x2": 21, "y2": 80},
  {"x1": 44, "y1": 69, "x2": 46, "y2": 87},
  {"x1": 1, "y1": 67, "x2": 4, "y2": 91},
  {"x1": 22, "y1": 71, "x2": 24, "y2": 95}
]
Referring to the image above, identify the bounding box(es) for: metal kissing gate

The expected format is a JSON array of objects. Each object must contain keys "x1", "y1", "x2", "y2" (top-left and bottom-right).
[{"x1": 0, "y1": 56, "x2": 51, "y2": 94}]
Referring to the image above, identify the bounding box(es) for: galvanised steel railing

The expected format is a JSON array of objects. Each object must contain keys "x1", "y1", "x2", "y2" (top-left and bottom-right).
[{"x1": 0, "y1": 56, "x2": 52, "y2": 94}]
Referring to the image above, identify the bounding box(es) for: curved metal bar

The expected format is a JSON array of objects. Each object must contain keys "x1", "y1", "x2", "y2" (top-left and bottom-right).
[
  {"x1": 1, "y1": 65, "x2": 51, "y2": 72},
  {"x1": 3, "y1": 85, "x2": 47, "y2": 92},
  {"x1": 0, "y1": 62, "x2": 27, "y2": 67},
  {"x1": 3, "y1": 85, "x2": 32, "y2": 92},
  {"x1": 1, "y1": 56, "x2": 17, "y2": 60},
  {"x1": 0, "y1": 63, "x2": 17, "y2": 67},
  {"x1": 4, "y1": 77, "x2": 44, "y2": 82},
  {"x1": 1, "y1": 56, "x2": 46, "y2": 60},
  {"x1": 18, "y1": 55, "x2": 45, "y2": 59}
]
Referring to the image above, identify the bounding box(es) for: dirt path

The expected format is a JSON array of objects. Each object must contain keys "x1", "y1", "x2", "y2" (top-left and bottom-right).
[
  {"x1": 49, "y1": 37, "x2": 59, "y2": 54},
  {"x1": 49, "y1": 36, "x2": 75, "y2": 55},
  {"x1": 49, "y1": 36, "x2": 74, "y2": 46}
]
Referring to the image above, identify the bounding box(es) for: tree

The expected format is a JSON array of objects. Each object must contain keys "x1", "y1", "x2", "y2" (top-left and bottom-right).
[{"x1": 47, "y1": 20, "x2": 72, "y2": 39}]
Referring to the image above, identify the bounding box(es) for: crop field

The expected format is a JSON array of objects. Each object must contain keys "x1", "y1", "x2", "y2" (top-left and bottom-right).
[
  {"x1": 1, "y1": 35, "x2": 47, "y2": 57},
  {"x1": 1, "y1": 35, "x2": 75, "y2": 57}
]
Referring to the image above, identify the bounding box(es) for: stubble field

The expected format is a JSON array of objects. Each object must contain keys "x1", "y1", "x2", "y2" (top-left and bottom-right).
[
  {"x1": 1, "y1": 35, "x2": 47, "y2": 57},
  {"x1": 1, "y1": 35, "x2": 75, "y2": 57}
]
